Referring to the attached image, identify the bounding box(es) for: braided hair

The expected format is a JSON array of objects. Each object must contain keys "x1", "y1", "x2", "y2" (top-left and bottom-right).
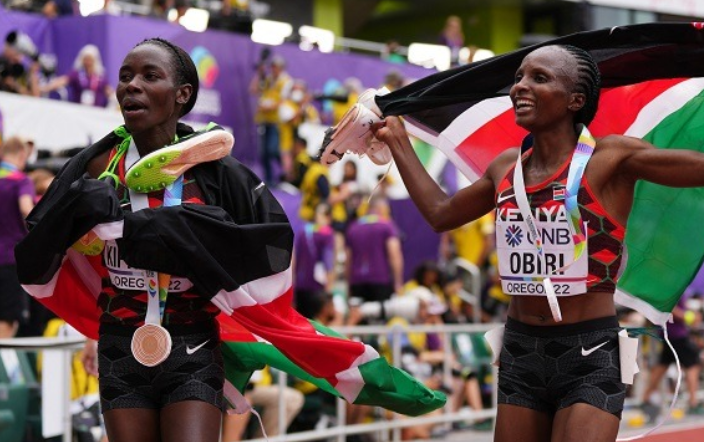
[
  {"x1": 559, "y1": 45, "x2": 601, "y2": 126},
  {"x1": 136, "y1": 38, "x2": 199, "y2": 117}
]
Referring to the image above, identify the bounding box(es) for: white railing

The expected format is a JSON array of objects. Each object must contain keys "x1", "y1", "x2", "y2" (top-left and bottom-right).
[
  {"x1": 0, "y1": 336, "x2": 87, "y2": 442},
  {"x1": 237, "y1": 322, "x2": 704, "y2": 442},
  {"x1": 241, "y1": 322, "x2": 499, "y2": 442},
  {"x1": 452, "y1": 258, "x2": 483, "y2": 324},
  {"x1": 3, "y1": 322, "x2": 702, "y2": 441}
]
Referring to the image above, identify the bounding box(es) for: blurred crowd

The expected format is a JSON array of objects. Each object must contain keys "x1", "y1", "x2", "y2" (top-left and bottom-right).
[
  {"x1": 0, "y1": 28, "x2": 116, "y2": 111},
  {"x1": 2, "y1": 12, "x2": 704, "y2": 442},
  {"x1": 2, "y1": 0, "x2": 254, "y2": 27}
]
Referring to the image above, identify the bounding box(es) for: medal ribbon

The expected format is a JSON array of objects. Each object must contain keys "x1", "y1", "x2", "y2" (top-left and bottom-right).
[
  {"x1": 512, "y1": 124, "x2": 595, "y2": 321},
  {"x1": 156, "y1": 176, "x2": 183, "y2": 320},
  {"x1": 125, "y1": 138, "x2": 183, "y2": 326}
]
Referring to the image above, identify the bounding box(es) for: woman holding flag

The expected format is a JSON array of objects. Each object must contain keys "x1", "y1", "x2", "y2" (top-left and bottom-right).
[
  {"x1": 16, "y1": 37, "x2": 242, "y2": 442},
  {"x1": 16, "y1": 37, "x2": 446, "y2": 442},
  {"x1": 366, "y1": 43, "x2": 704, "y2": 441}
]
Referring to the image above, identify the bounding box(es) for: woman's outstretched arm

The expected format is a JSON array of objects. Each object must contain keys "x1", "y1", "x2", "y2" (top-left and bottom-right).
[{"x1": 373, "y1": 116, "x2": 503, "y2": 232}]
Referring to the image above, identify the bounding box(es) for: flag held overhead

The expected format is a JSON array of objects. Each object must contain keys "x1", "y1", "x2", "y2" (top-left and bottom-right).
[{"x1": 369, "y1": 22, "x2": 704, "y2": 325}]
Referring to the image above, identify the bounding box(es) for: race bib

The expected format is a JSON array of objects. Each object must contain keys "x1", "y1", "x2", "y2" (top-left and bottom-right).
[
  {"x1": 496, "y1": 205, "x2": 588, "y2": 296},
  {"x1": 104, "y1": 240, "x2": 192, "y2": 293}
]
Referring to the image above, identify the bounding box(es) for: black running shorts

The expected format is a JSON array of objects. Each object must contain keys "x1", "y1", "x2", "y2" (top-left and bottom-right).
[
  {"x1": 97, "y1": 321, "x2": 224, "y2": 411},
  {"x1": 498, "y1": 316, "x2": 626, "y2": 418}
]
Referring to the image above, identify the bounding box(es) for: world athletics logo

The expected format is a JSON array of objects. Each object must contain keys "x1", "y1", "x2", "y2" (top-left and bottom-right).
[{"x1": 190, "y1": 46, "x2": 219, "y2": 88}]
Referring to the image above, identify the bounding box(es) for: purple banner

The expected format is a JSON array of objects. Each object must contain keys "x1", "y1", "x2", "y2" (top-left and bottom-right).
[
  {"x1": 1, "y1": 8, "x2": 441, "y2": 275},
  {"x1": 1, "y1": 10, "x2": 432, "y2": 169}
]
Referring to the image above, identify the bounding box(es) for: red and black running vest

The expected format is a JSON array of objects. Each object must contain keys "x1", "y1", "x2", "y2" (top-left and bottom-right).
[
  {"x1": 495, "y1": 149, "x2": 625, "y2": 297},
  {"x1": 98, "y1": 146, "x2": 220, "y2": 326}
]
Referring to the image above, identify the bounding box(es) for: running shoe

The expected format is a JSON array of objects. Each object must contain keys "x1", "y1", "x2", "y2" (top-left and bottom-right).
[
  {"x1": 126, "y1": 125, "x2": 234, "y2": 193},
  {"x1": 319, "y1": 88, "x2": 392, "y2": 166},
  {"x1": 71, "y1": 230, "x2": 105, "y2": 256},
  {"x1": 319, "y1": 104, "x2": 386, "y2": 165},
  {"x1": 318, "y1": 109, "x2": 392, "y2": 166},
  {"x1": 367, "y1": 137, "x2": 393, "y2": 165},
  {"x1": 357, "y1": 86, "x2": 389, "y2": 117}
]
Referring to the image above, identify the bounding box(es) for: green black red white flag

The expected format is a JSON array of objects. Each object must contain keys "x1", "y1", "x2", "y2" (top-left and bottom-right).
[{"x1": 375, "y1": 22, "x2": 704, "y2": 325}]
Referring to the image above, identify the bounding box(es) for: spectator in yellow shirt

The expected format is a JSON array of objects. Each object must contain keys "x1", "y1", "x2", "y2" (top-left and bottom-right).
[
  {"x1": 249, "y1": 54, "x2": 293, "y2": 185},
  {"x1": 440, "y1": 212, "x2": 495, "y2": 268}
]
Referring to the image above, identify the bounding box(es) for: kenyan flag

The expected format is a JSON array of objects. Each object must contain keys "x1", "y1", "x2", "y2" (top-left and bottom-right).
[
  {"x1": 375, "y1": 22, "x2": 704, "y2": 325},
  {"x1": 219, "y1": 313, "x2": 444, "y2": 416}
]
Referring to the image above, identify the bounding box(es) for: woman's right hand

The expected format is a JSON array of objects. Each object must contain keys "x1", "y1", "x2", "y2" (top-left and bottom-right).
[
  {"x1": 81, "y1": 339, "x2": 99, "y2": 377},
  {"x1": 371, "y1": 116, "x2": 411, "y2": 150}
]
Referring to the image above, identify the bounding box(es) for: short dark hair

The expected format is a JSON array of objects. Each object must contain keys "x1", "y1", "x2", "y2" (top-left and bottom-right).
[
  {"x1": 413, "y1": 260, "x2": 440, "y2": 285},
  {"x1": 136, "y1": 38, "x2": 199, "y2": 117},
  {"x1": 558, "y1": 45, "x2": 601, "y2": 126}
]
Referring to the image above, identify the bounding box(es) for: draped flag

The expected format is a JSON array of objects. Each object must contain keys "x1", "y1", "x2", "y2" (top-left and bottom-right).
[
  {"x1": 15, "y1": 127, "x2": 446, "y2": 417},
  {"x1": 219, "y1": 313, "x2": 443, "y2": 416},
  {"x1": 374, "y1": 22, "x2": 704, "y2": 325},
  {"x1": 210, "y1": 271, "x2": 445, "y2": 416}
]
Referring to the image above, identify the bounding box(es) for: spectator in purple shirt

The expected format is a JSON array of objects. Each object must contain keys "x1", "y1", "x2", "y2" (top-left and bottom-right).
[
  {"x1": 345, "y1": 196, "x2": 403, "y2": 308},
  {"x1": 0, "y1": 136, "x2": 35, "y2": 338},
  {"x1": 41, "y1": 44, "x2": 113, "y2": 107},
  {"x1": 293, "y1": 202, "x2": 335, "y2": 319}
]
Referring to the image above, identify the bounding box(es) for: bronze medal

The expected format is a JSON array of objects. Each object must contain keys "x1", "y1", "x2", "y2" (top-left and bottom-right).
[{"x1": 131, "y1": 323, "x2": 172, "y2": 367}]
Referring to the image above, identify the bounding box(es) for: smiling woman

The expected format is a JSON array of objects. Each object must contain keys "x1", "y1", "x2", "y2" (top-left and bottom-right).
[{"x1": 369, "y1": 44, "x2": 704, "y2": 442}]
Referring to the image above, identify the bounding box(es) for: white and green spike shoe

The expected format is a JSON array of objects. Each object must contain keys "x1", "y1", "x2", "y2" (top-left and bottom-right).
[{"x1": 126, "y1": 124, "x2": 234, "y2": 193}]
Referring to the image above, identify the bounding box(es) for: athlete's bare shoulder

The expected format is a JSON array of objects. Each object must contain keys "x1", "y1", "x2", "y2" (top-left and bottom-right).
[
  {"x1": 596, "y1": 134, "x2": 651, "y2": 153},
  {"x1": 592, "y1": 134, "x2": 654, "y2": 170},
  {"x1": 486, "y1": 147, "x2": 520, "y2": 185},
  {"x1": 588, "y1": 133, "x2": 655, "y2": 201}
]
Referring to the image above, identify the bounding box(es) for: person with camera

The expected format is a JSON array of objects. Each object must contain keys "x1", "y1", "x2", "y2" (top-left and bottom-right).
[
  {"x1": 279, "y1": 79, "x2": 320, "y2": 182},
  {"x1": 248, "y1": 53, "x2": 293, "y2": 186},
  {"x1": 0, "y1": 31, "x2": 40, "y2": 96}
]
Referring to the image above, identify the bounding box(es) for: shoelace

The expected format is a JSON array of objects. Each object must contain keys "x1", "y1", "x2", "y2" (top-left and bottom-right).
[
  {"x1": 98, "y1": 125, "x2": 132, "y2": 188},
  {"x1": 367, "y1": 159, "x2": 394, "y2": 203}
]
